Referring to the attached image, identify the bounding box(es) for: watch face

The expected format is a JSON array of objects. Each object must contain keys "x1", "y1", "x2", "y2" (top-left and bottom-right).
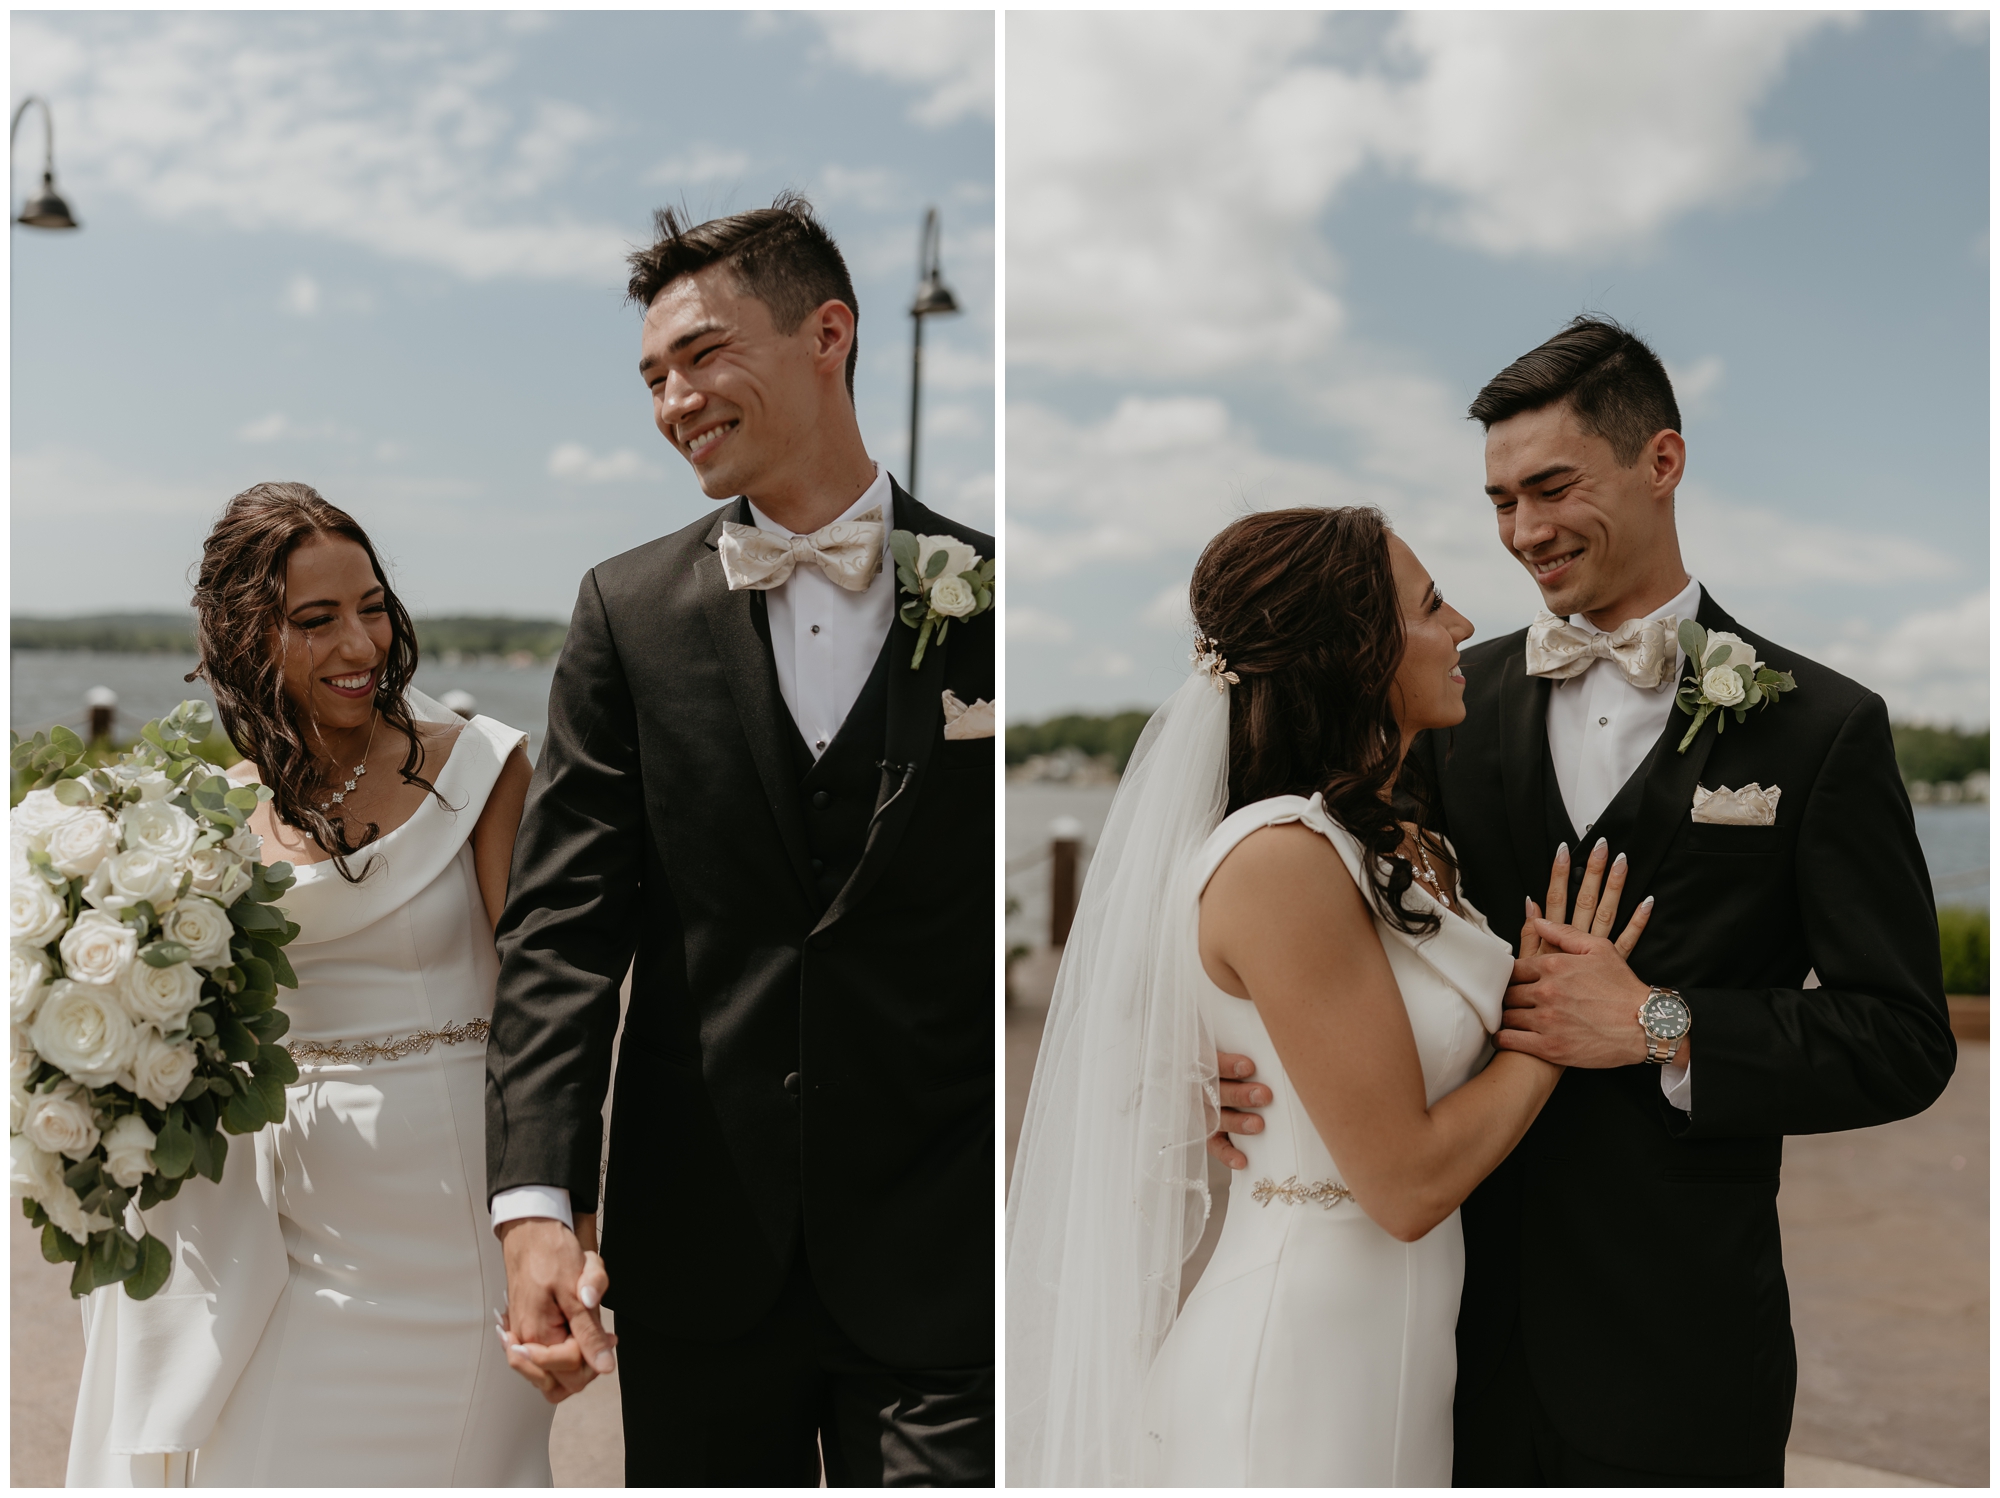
[{"x1": 1642, "y1": 995, "x2": 1690, "y2": 1039}]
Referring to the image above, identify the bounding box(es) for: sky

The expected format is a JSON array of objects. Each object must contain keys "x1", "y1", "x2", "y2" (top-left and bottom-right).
[
  {"x1": 11, "y1": 11, "x2": 993, "y2": 621},
  {"x1": 1007, "y1": 11, "x2": 1989, "y2": 727}
]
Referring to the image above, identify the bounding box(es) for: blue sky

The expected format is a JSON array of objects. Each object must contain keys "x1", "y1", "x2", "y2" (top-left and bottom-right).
[
  {"x1": 1008, "y1": 12, "x2": 1988, "y2": 726},
  {"x1": 11, "y1": 11, "x2": 993, "y2": 620}
]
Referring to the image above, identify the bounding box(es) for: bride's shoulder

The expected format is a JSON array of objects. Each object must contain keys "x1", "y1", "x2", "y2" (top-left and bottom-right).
[{"x1": 1197, "y1": 794, "x2": 1336, "y2": 890}]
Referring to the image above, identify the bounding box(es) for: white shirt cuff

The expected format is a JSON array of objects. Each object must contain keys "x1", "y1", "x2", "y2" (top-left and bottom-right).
[
  {"x1": 490, "y1": 1184, "x2": 574, "y2": 1234},
  {"x1": 1660, "y1": 1057, "x2": 1692, "y2": 1113}
]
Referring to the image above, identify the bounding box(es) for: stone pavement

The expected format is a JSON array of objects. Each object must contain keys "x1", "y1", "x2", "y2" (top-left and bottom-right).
[{"x1": 1006, "y1": 956, "x2": 1988, "y2": 1488}]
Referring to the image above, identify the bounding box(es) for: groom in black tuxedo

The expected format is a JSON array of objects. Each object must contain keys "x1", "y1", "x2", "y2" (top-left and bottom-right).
[
  {"x1": 485, "y1": 195, "x2": 994, "y2": 1485},
  {"x1": 1216, "y1": 318, "x2": 1952, "y2": 1485}
]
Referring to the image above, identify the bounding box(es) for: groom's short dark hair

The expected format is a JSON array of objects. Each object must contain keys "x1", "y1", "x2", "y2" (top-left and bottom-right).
[
  {"x1": 1468, "y1": 316, "x2": 1681, "y2": 467},
  {"x1": 627, "y1": 192, "x2": 860, "y2": 398}
]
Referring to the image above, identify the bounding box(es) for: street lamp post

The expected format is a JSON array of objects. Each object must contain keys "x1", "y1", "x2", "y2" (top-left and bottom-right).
[
  {"x1": 906, "y1": 206, "x2": 959, "y2": 499},
  {"x1": 10, "y1": 95, "x2": 80, "y2": 230}
]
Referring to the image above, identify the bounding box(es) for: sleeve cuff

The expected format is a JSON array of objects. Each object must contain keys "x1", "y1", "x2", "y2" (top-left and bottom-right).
[
  {"x1": 490, "y1": 1184, "x2": 574, "y2": 1235},
  {"x1": 1660, "y1": 1056, "x2": 1692, "y2": 1113}
]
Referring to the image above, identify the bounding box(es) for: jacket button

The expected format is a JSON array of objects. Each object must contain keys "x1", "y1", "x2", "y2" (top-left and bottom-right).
[
  {"x1": 784, "y1": 1072, "x2": 801, "y2": 1097},
  {"x1": 810, "y1": 857, "x2": 824, "y2": 873},
  {"x1": 811, "y1": 790, "x2": 833, "y2": 810}
]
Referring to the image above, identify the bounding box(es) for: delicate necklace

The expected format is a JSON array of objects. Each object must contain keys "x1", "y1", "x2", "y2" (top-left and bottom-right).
[
  {"x1": 317, "y1": 712, "x2": 378, "y2": 815},
  {"x1": 1405, "y1": 829, "x2": 1451, "y2": 908}
]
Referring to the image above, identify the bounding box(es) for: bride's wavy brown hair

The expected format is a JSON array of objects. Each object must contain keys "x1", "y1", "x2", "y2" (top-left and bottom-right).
[
  {"x1": 1188, "y1": 505, "x2": 1453, "y2": 938},
  {"x1": 187, "y1": 482, "x2": 439, "y2": 883}
]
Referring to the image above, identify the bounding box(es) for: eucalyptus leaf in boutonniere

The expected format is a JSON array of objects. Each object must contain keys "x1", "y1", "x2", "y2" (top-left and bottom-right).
[
  {"x1": 1673, "y1": 621, "x2": 1796, "y2": 752},
  {"x1": 890, "y1": 530, "x2": 994, "y2": 669}
]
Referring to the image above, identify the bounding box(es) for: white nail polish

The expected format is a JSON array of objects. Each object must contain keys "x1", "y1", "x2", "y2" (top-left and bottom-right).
[
  {"x1": 1594, "y1": 837, "x2": 1607, "y2": 853},
  {"x1": 579, "y1": 1285, "x2": 599, "y2": 1309}
]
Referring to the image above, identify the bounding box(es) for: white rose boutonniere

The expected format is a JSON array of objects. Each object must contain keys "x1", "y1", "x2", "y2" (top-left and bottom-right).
[
  {"x1": 890, "y1": 530, "x2": 994, "y2": 669},
  {"x1": 1674, "y1": 622, "x2": 1796, "y2": 752}
]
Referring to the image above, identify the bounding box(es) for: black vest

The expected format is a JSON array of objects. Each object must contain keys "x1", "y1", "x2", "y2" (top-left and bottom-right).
[
  {"x1": 1541, "y1": 727, "x2": 1671, "y2": 914},
  {"x1": 793, "y1": 632, "x2": 895, "y2": 911}
]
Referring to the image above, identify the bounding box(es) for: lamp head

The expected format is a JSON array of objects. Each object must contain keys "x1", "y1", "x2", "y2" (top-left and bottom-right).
[
  {"x1": 18, "y1": 171, "x2": 78, "y2": 230},
  {"x1": 911, "y1": 272, "x2": 958, "y2": 318}
]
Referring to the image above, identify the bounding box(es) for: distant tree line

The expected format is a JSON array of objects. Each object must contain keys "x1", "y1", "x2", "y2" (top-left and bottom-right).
[
  {"x1": 1012, "y1": 710, "x2": 1990, "y2": 787},
  {"x1": 12, "y1": 612, "x2": 569, "y2": 662}
]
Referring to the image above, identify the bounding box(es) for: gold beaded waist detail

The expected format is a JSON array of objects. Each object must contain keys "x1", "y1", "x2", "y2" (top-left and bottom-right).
[
  {"x1": 1251, "y1": 1174, "x2": 1356, "y2": 1210},
  {"x1": 287, "y1": 1017, "x2": 489, "y2": 1069}
]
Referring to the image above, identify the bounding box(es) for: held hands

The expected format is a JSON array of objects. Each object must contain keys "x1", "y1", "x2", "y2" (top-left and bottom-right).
[
  {"x1": 1496, "y1": 839, "x2": 1660, "y2": 1069},
  {"x1": 496, "y1": 1215, "x2": 618, "y2": 1404},
  {"x1": 1206, "y1": 1053, "x2": 1270, "y2": 1171}
]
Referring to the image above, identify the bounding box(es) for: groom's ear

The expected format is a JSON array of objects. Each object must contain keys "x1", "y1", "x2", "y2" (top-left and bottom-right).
[
  {"x1": 1641, "y1": 429, "x2": 1686, "y2": 495},
  {"x1": 804, "y1": 298, "x2": 857, "y2": 385}
]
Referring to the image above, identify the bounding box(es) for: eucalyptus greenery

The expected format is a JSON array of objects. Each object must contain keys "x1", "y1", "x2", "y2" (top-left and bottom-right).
[
  {"x1": 10, "y1": 701, "x2": 300, "y2": 1301},
  {"x1": 1674, "y1": 621, "x2": 1798, "y2": 753}
]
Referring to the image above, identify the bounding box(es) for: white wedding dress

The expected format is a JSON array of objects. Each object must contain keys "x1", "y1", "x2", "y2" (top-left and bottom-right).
[
  {"x1": 66, "y1": 704, "x2": 555, "y2": 1487},
  {"x1": 1139, "y1": 793, "x2": 1514, "y2": 1487}
]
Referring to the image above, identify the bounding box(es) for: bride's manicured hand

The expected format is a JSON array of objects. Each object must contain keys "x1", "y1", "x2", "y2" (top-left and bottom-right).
[
  {"x1": 1205, "y1": 1051, "x2": 1270, "y2": 1171},
  {"x1": 1499, "y1": 838, "x2": 1661, "y2": 1069},
  {"x1": 498, "y1": 1215, "x2": 619, "y2": 1403}
]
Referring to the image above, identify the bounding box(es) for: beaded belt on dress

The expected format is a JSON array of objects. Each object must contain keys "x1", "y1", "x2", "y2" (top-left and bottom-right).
[
  {"x1": 1252, "y1": 1174, "x2": 1356, "y2": 1209},
  {"x1": 287, "y1": 1017, "x2": 489, "y2": 1068}
]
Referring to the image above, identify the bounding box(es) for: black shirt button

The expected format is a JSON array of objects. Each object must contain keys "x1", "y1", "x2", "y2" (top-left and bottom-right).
[
  {"x1": 810, "y1": 857, "x2": 824, "y2": 872},
  {"x1": 811, "y1": 790, "x2": 833, "y2": 809},
  {"x1": 783, "y1": 1072, "x2": 801, "y2": 1096}
]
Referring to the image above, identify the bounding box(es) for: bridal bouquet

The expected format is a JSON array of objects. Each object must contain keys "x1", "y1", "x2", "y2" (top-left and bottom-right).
[{"x1": 9, "y1": 702, "x2": 300, "y2": 1300}]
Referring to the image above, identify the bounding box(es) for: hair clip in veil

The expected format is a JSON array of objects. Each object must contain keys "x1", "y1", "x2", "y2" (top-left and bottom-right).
[{"x1": 1191, "y1": 635, "x2": 1239, "y2": 692}]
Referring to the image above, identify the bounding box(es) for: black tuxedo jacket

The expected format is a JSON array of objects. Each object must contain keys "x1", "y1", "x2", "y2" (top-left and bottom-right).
[
  {"x1": 485, "y1": 481, "x2": 994, "y2": 1370},
  {"x1": 1418, "y1": 587, "x2": 1953, "y2": 1477}
]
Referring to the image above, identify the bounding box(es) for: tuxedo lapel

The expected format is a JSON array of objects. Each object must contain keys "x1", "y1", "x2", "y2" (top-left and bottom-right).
[
  {"x1": 694, "y1": 505, "x2": 817, "y2": 903},
  {"x1": 1498, "y1": 641, "x2": 1556, "y2": 902},
  {"x1": 814, "y1": 481, "x2": 951, "y2": 934},
  {"x1": 1610, "y1": 587, "x2": 1730, "y2": 906}
]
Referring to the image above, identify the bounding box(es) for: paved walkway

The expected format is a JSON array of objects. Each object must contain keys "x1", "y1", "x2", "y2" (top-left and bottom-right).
[{"x1": 1006, "y1": 960, "x2": 1988, "y2": 1488}]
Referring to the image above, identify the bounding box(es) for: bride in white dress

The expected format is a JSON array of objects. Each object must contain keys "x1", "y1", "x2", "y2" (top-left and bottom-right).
[
  {"x1": 1006, "y1": 507, "x2": 1649, "y2": 1486},
  {"x1": 65, "y1": 484, "x2": 575, "y2": 1486}
]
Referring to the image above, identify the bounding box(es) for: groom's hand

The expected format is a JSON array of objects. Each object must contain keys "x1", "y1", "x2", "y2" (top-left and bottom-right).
[
  {"x1": 1206, "y1": 1051, "x2": 1271, "y2": 1170},
  {"x1": 499, "y1": 1216, "x2": 618, "y2": 1403},
  {"x1": 1497, "y1": 919, "x2": 1655, "y2": 1069}
]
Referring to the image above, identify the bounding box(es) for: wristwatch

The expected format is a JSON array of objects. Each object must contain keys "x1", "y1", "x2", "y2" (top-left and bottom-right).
[{"x1": 1638, "y1": 987, "x2": 1691, "y2": 1065}]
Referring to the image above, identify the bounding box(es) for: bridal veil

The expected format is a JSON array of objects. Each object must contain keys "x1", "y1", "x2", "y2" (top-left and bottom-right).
[{"x1": 1005, "y1": 669, "x2": 1229, "y2": 1486}]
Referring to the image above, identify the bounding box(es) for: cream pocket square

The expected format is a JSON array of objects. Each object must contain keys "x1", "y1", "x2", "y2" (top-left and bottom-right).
[
  {"x1": 1691, "y1": 782, "x2": 1780, "y2": 826},
  {"x1": 941, "y1": 689, "x2": 995, "y2": 741}
]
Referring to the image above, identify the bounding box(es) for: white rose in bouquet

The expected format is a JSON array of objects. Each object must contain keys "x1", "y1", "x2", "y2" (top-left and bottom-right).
[
  {"x1": 161, "y1": 898, "x2": 234, "y2": 968},
  {"x1": 23, "y1": 1079, "x2": 101, "y2": 1160},
  {"x1": 119, "y1": 959, "x2": 203, "y2": 1032},
  {"x1": 929, "y1": 574, "x2": 978, "y2": 619},
  {"x1": 59, "y1": 910, "x2": 139, "y2": 989},
  {"x1": 30, "y1": 980, "x2": 139, "y2": 1090},
  {"x1": 101, "y1": 1114, "x2": 158, "y2": 1189},
  {"x1": 44, "y1": 809, "x2": 120, "y2": 878},
  {"x1": 10, "y1": 1073, "x2": 28, "y2": 1132},
  {"x1": 119, "y1": 800, "x2": 200, "y2": 863},
  {"x1": 128, "y1": 1027, "x2": 199, "y2": 1109},
  {"x1": 10, "y1": 1134, "x2": 113, "y2": 1241},
  {"x1": 10, "y1": 876, "x2": 68, "y2": 948},
  {"x1": 186, "y1": 848, "x2": 252, "y2": 907},
  {"x1": 86, "y1": 848, "x2": 183, "y2": 915},
  {"x1": 109, "y1": 763, "x2": 175, "y2": 802},
  {"x1": 223, "y1": 825, "x2": 264, "y2": 862},
  {"x1": 11, "y1": 788, "x2": 74, "y2": 843},
  {"x1": 11, "y1": 944, "x2": 53, "y2": 1025},
  {"x1": 916, "y1": 534, "x2": 977, "y2": 583}
]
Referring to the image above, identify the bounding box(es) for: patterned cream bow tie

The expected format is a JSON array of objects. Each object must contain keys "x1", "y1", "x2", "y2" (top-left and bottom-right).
[
  {"x1": 1524, "y1": 610, "x2": 1679, "y2": 690},
  {"x1": 718, "y1": 507, "x2": 885, "y2": 593}
]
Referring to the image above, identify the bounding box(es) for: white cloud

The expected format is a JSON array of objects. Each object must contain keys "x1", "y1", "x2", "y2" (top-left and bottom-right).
[
  {"x1": 547, "y1": 442, "x2": 656, "y2": 483},
  {"x1": 647, "y1": 146, "x2": 753, "y2": 187},
  {"x1": 1665, "y1": 356, "x2": 1726, "y2": 417},
  {"x1": 284, "y1": 273, "x2": 321, "y2": 316},
  {"x1": 1007, "y1": 608, "x2": 1074, "y2": 646},
  {"x1": 1677, "y1": 483, "x2": 1955, "y2": 590},
  {"x1": 1009, "y1": 12, "x2": 1842, "y2": 377},
  {"x1": 812, "y1": 13, "x2": 993, "y2": 126},
  {"x1": 11, "y1": 13, "x2": 632, "y2": 286},
  {"x1": 1817, "y1": 592, "x2": 1989, "y2": 726},
  {"x1": 237, "y1": 413, "x2": 348, "y2": 444},
  {"x1": 1142, "y1": 582, "x2": 1190, "y2": 633}
]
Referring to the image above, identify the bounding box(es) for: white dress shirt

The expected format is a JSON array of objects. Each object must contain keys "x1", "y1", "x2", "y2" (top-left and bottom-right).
[
  {"x1": 1542, "y1": 574, "x2": 1702, "y2": 1112},
  {"x1": 491, "y1": 467, "x2": 898, "y2": 1234}
]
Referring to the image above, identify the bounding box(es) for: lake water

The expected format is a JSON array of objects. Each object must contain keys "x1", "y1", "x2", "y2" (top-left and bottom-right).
[
  {"x1": 1007, "y1": 781, "x2": 1989, "y2": 950},
  {"x1": 11, "y1": 650, "x2": 559, "y2": 762}
]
